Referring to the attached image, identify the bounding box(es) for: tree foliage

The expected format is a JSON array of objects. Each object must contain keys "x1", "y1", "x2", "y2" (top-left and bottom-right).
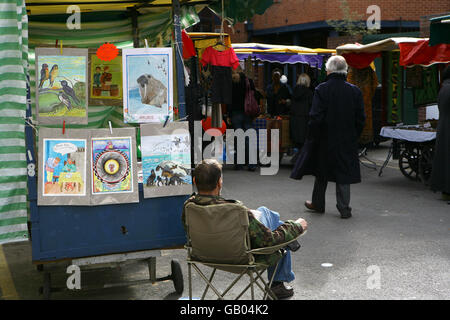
[{"x1": 326, "y1": 0, "x2": 378, "y2": 36}]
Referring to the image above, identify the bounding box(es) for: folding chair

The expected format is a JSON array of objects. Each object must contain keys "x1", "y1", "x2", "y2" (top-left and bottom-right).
[{"x1": 184, "y1": 201, "x2": 302, "y2": 300}]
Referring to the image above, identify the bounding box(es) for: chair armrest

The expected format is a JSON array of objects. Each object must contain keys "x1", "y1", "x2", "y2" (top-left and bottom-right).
[{"x1": 248, "y1": 230, "x2": 306, "y2": 255}]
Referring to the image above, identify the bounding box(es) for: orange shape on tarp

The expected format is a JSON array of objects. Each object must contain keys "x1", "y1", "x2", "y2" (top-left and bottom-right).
[
  {"x1": 201, "y1": 117, "x2": 226, "y2": 136},
  {"x1": 96, "y1": 43, "x2": 119, "y2": 61}
]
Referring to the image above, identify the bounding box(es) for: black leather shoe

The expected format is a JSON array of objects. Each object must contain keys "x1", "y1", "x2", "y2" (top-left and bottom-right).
[
  {"x1": 270, "y1": 282, "x2": 294, "y2": 299},
  {"x1": 304, "y1": 201, "x2": 325, "y2": 213},
  {"x1": 340, "y1": 212, "x2": 352, "y2": 219},
  {"x1": 337, "y1": 205, "x2": 352, "y2": 219}
]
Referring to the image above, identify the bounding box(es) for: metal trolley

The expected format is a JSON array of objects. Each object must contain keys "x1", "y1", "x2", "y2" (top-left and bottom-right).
[{"x1": 378, "y1": 126, "x2": 436, "y2": 184}]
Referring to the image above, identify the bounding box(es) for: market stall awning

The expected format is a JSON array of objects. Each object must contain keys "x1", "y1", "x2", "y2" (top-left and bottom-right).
[
  {"x1": 231, "y1": 43, "x2": 335, "y2": 68},
  {"x1": 25, "y1": 0, "x2": 211, "y2": 15},
  {"x1": 429, "y1": 15, "x2": 450, "y2": 46},
  {"x1": 336, "y1": 37, "x2": 450, "y2": 68}
]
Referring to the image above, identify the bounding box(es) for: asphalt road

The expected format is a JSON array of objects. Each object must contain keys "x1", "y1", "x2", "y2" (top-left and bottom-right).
[{"x1": 1, "y1": 143, "x2": 449, "y2": 300}]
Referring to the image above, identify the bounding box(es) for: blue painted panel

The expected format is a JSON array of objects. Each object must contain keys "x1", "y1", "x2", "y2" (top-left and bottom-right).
[{"x1": 31, "y1": 184, "x2": 188, "y2": 262}]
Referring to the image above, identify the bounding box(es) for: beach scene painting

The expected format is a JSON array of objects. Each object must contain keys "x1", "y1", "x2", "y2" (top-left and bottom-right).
[
  {"x1": 141, "y1": 124, "x2": 192, "y2": 198},
  {"x1": 35, "y1": 48, "x2": 88, "y2": 124},
  {"x1": 122, "y1": 48, "x2": 173, "y2": 123}
]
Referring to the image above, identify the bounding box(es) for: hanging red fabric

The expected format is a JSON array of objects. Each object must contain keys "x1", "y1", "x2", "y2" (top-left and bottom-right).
[
  {"x1": 398, "y1": 40, "x2": 450, "y2": 67},
  {"x1": 182, "y1": 30, "x2": 196, "y2": 59},
  {"x1": 342, "y1": 52, "x2": 381, "y2": 69}
]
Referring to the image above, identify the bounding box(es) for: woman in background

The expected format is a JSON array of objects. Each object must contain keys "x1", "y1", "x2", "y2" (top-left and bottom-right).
[
  {"x1": 290, "y1": 73, "x2": 313, "y2": 152},
  {"x1": 266, "y1": 69, "x2": 291, "y2": 117}
]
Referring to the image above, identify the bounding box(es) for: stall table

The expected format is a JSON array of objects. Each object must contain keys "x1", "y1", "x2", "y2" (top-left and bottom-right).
[{"x1": 379, "y1": 125, "x2": 436, "y2": 183}]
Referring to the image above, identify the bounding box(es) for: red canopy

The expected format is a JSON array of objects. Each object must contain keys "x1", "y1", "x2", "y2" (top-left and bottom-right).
[
  {"x1": 336, "y1": 37, "x2": 450, "y2": 68},
  {"x1": 399, "y1": 40, "x2": 450, "y2": 67},
  {"x1": 342, "y1": 52, "x2": 381, "y2": 69}
]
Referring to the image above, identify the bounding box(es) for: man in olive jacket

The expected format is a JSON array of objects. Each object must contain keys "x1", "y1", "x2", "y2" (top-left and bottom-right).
[
  {"x1": 304, "y1": 55, "x2": 365, "y2": 219},
  {"x1": 183, "y1": 159, "x2": 307, "y2": 299}
]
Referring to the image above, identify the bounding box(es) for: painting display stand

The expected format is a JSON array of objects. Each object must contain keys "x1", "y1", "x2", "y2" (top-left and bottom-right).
[{"x1": 26, "y1": 0, "x2": 190, "y2": 299}]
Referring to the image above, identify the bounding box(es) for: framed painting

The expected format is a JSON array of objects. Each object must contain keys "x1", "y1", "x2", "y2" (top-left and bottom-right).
[
  {"x1": 88, "y1": 49, "x2": 123, "y2": 106},
  {"x1": 122, "y1": 48, "x2": 173, "y2": 123},
  {"x1": 38, "y1": 128, "x2": 90, "y2": 206},
  {"x1": 90, "y1": 128, "x2": 139, "y2": 205},
  {"x1": 141, "y1": 122, "x2": 192, "y2": 199},
  {"x1": 35, "y1": 48, "x2": 88, "y2": 125}
]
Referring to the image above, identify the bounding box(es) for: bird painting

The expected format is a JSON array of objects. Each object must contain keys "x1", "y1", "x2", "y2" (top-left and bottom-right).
[
  {"x1": 60, "y1": 80, "x2": 80, "y2": 105},
  {"x1": 57, "y1": 92, "x2": 72, "y2": 110},
  {"x1": 39, "y1": 64, "x2": 49, "y2": 88},
  {"x1": 172, "y1": 137, "x2": 181, "y2": 147},
  {"x1": 49, "y1": 65, "x2": 59, "y2": 87}
]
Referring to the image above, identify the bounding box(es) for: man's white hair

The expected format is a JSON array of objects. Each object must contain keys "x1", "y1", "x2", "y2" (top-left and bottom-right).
[{"x1": 325, "y1": 55, "x2": 348, "y2": 75}]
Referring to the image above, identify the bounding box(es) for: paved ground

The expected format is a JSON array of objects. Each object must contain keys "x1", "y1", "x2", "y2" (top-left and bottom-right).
[{"x1": 0, "y1": 142, "x2": 449, "y2": 300}]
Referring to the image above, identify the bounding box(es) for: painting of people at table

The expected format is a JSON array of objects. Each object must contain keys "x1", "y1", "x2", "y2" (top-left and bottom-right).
[
  {"x1": 42, "y1": 139, "x2": 86, "y2": 196},
  {"x1": 90, "y1": 54, "x2": 122, "y2": 100}
]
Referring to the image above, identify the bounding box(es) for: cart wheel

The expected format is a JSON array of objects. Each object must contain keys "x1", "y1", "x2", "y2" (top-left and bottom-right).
[
  {"x1": 171, "y1": 259, "x2": 184, "y2": 295},
  {"x1": 418, "y1": 144, "x2": 434, "y2": 185},
  {"x1": 399, "y1": 147, "x2": 420, "y2": 181}
]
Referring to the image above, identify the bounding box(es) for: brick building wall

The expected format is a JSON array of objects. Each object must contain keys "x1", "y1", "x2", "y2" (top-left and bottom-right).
[
  {"x1": 227, "y1": 0, "x2": 450, "y2": 46},
  {"x1": 250, "y1": 0, "x2": 450, "y2": 31}
]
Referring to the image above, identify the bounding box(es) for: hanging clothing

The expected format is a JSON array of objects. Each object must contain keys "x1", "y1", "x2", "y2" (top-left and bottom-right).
[
  {"x1": 347, "y1": 67, "x2": 378, "y2": 145},
  {"x1": 201, "y1": 46, "x2": 239, "y2": 128},
  {"x1": 182, "y1": 30, "x2": 196, "y2": 59},
  {"x1": 201, "y1": 46, "x2": 240, "y2": 69}
]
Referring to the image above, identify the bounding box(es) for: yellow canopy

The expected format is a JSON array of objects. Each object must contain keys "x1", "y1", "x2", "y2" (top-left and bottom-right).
[{"x1": 232, "y1": 43, "x2": 336, "y2": 55}]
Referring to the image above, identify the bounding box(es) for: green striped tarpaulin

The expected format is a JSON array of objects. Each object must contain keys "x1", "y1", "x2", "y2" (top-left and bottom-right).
[{"x1": 0, "y1": 0, "x2": 29, "y2": 244}]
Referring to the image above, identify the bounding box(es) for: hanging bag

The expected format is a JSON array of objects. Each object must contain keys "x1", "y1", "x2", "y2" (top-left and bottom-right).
[{"x1": 244, "y1": 77, "x2": 260, "y2": 118}]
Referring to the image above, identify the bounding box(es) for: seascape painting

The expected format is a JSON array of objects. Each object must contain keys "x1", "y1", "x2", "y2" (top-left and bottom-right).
[{"x1": 140, "y1": 123, "x2": 192, "y2": 198}]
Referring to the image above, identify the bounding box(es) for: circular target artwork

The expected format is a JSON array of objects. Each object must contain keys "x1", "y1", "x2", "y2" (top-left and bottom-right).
[{"x1": 93, "y1": 149, "x2": 130, "y2": 185}]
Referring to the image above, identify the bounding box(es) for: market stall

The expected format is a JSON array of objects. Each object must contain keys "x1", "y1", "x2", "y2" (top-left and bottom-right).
[
  {"x1": 230, "y1": 43, "x2": 335, "y2": 159},
  {"x1": 336, "y1": 37, "x2": 450, "y2": 181},
  {"x1": 1, "y1": 0, "x2": 272, "y2": 299}
]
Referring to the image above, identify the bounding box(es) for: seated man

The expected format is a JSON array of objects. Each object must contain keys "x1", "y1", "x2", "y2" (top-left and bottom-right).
[{"x1": 182, "y1": 159, "x2": 307, "y2": 299}]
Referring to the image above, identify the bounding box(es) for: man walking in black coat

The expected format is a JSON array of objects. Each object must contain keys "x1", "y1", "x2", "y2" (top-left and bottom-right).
[{"x1": 304, "y1": 55, "x2": 365, "y2": 219}]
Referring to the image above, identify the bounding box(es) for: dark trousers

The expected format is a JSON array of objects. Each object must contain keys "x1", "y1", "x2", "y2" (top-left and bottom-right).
[
  {"x1": 231, "y1": 112, "x2": 256, "y2": 168},
  {"x1": 312, "y1": 177, "x2": 351, "y2": 214}
]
